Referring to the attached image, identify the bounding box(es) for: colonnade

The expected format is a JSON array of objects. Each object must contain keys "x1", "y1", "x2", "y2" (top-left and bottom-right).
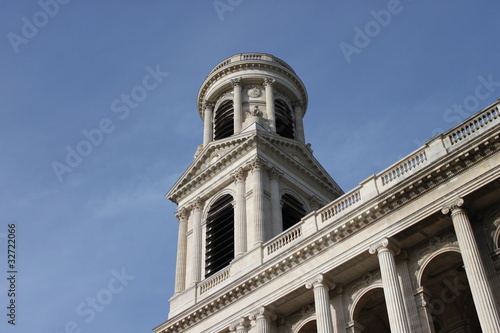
[{"x1": 202, "y1": 76, "x2": 305, "y2": 146}]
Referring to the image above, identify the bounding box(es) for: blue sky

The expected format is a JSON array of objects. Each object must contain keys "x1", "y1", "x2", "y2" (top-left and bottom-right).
[{"x1": 1, "y1": 1, "x2": 499, "y2": 332}]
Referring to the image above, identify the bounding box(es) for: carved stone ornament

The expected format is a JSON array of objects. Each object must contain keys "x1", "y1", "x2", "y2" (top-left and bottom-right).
[
  {"x1": 263, "y1": 76, "x2": 275, "y2": 86},
  {"x1": 231, "y1": 77, "x2": 242, "y2": 87},
  {"x1": 441, "y1": 197, "x2": 465, "y2": 215},
  {"x1": 174, "y1": 208, "x2": 188, "y2": 222},
  {"x1": 247, "y1": 86, "x2": 261, "y2": 98},
  {"x1": 305, "y1": 273, "x2": 335, "y2": 290},
  {"x1": 252, "y1": 105, "x2": 262, "y2": 117}
]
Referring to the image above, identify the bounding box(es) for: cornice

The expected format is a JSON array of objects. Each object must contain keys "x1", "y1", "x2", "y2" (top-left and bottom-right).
[{"x1": 156, "y1": 124, "x2": 499, "y2": 333}]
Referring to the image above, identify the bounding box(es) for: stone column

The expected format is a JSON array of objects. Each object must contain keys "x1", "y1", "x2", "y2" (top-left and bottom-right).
[
  {"x1": 293, "y1": 102, "x2": 305, "y2": 143},
  {"x1": 203, "y1": 101, "x2": 214, "y2": 146},
  {"x1": 232, "y1": 78, "x2": 243, "y2": 134},
  {"x1": 250, "y1": 306, "x2": 276, "y2": 333},
  {"x1": 233, "y1": 168, "x2": 247, "y2": 257},
  {"x1": 174, "y1": 208, "x2": 188, "y2": 293},
  {"x1": 269, "y1": 167, "x2": 283, "y2": 236},
  {"x1": 263, "y1": 77, "x2": 276, "y2": 133},
  {"x1": 442, "y1": 198, "x2": 500, "y2": 332},
  {"x1": 251, "y1": 158, "x2": 265, "y2": 246},
  {"x1": 369, "y1": 238, "x2": 410, "y2": 333},
  {"x1": 331, "y1": 288, "x2": 347, "y2": 333},
  {"x1": 306, "y1": 274, "x2": 335, "y2": 333},
  {"x1": 190, "y1": 198, "x2": 203, "y2": 285},
  {"x1": 229, "y1": 318, "x2": 249, "y2": 333}
]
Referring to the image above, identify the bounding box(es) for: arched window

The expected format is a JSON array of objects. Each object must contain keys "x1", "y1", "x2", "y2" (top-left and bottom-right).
[
  {"x1": 281, "y1": 193, "x2": 306, "y2": 231},
  {"x1": 205, "y1": 194, "x2": 234, "y2": 277},
  {"x1": 214, "y1": 100, "x2": 234, "y2": 140},
  {"x1": 275, "y1": 99, "x2": 294, "y2": 139}
]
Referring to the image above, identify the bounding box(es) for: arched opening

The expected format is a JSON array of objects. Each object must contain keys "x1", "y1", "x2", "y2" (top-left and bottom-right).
[
  {"x1": 297, "y1": 319, "x2": 317, "y2": 333},
  {"x1": 275, "y1": 99, "x2": 294, "y2": 139},
  {"x1": 353, "y1": 287, "x2": 390, "y2": 333},
  {"x1": 281, "y1": 193, "x2": 306, "y2": 231},
  {"x1": 214, "y1": 100, "x2": 234, "y2": 140},
  {"x1": 420, "y1": 251, "x2": 481, "y2": 332},
  {"x1": 205, "y1": 194, "x2": 234, "y2": 278}
]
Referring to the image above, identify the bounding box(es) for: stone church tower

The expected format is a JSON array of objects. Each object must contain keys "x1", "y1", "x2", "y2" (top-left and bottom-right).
[{"x1": 154, "y1": 53, "x2": 500, "y2": 333}]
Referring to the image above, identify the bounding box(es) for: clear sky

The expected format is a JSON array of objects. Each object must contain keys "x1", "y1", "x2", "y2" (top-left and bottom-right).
[{"x1": 1, "y1": 1, "x2": 499, "y2": 332}]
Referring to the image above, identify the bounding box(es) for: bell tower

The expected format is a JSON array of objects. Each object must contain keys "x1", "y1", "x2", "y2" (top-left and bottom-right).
[{"x1": 166, "y1": 53, "x2": 343, "y2": 318}]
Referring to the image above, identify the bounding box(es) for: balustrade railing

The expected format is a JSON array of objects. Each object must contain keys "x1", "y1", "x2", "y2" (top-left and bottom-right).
[
  {"x1": 265, "y1": 223, "x2": 303, "y2": 256},
  {"x1": 198, "y1": 266, "x2": 231, "y2": 294}
]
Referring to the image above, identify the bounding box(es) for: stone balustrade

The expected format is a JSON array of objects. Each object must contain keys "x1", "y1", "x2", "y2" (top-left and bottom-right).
[
  {"x1": 209, "y1": 53, "x2": 295, "y2": 75},
  {"x1": 265, "y1": 222, "x2": 303, "y2": 256},
  {"x1": 198, "y1": 265, "x2": 231, "y2": 295}
]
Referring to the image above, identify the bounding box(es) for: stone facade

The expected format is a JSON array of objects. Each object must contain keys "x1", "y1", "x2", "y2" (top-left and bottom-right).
[{"x1": 154, "y1": 53, "x2": 500, "y2": 333}]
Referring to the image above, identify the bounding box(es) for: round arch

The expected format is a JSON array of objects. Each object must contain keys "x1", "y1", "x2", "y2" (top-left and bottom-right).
[
  {"x1": 416, "y1": 245, "x2": 461, "y2": 288},
  {"x1": 293, "y1": 317, "x2": 317, "y2": 333}
]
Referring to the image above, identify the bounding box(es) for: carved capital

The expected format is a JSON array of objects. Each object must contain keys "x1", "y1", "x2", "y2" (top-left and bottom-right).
[
  {"x1": 232, "y1": 168, "x2": 246, "y2": 183},
  {"x1": 190, "y1": 197, "x2": 204, "y2": 211},
  {"x1": 441, "y1": 197, "x2": 466, "y2": 215},
  {"x1": 249, "y1": 305, "x2": 277, "y2": 322},
  {"x1": 309, "y1": 195, "x2": 324, "y2": 211},
  {"x1": 202, "y1": 100, "x2": 214, "y2": 110},
  {"x1": 369, "y1": 238, "x2": 400, "y2": 256},
  {"x1": 174, "y1": 208, "x2": 188, "y2": 223},
  {"x1": 305, "y1": 273, "x2": 334, "y2": 290},
  {"x1": 292, "y1": 102, "x2": 303, "y2": 113},
  {"x1": 231, "y1": 77, "x2": 242, "y2": 87},
  {"x1": 263, "y1": 76, "x2": 275, "y2": 87},
  {"x1": 229, "y1": 317, "x2": 248, "y2": 331},
  {"x1": 249, "y1": 157, "x2": 266, "y2": 172},
  {"x1": 269, "y1": 167, "x2": 283, "y2": 180}
]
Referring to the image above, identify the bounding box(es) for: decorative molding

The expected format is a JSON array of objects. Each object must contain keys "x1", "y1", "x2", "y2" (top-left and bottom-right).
[
  {"x1": 263, "y1": 76, "x2": 275, "y2": 87},
  {"x1": 247, "y1": 86, "x2": 261, "y2": 98}
]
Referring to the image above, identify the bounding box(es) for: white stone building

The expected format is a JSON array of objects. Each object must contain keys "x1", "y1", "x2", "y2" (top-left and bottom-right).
[{"x1": 153, "y1": 53, "x2": 500, "y2": 333}]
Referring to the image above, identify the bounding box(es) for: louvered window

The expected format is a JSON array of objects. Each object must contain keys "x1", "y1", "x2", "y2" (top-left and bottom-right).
[
  {"x1": 275, "y1": 99, "x2": 294, "y2": 139},
  {"x1": 214, "y1": 100, "x2": 234, "y2": 140},
  {"x1": 281, "y1": 193, "x2": 306, "y2": 231},
  {"x1": 205, "y1": 194, "x2": 234, "y2": 277}
]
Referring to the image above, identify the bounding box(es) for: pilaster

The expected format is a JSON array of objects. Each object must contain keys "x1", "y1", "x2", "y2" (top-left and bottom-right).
[
  {"x1": 190, "y1": 197, "x2": 204, "y2": 285},
  {"x1": 251, "y1": 158, "x2": 265, "y2": 246},
  {"x1": 263, "y1": 77, "x2": 276, "y2": 133},
  {"x1": 233, "y1": 168, "x2": 247, "y2": 257},
  {"x1": 232, "y1": 78, "x2": 243, "y2": 134}
]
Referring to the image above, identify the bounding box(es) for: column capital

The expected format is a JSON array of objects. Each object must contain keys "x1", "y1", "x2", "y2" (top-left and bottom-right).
[
  {"x1": 263, "y1": 76, "x2": 275, "y2": 87},
  {"x1": 309, "y1": 195, "x2": 324, "y2": 211},
  {"x1": 249, "y1": 157, "x2": 266, "y2": 172},
  {"x1": 249, "y1": 305, "x2": 277, "y2": 321},
  {"x1": 188, "y1": 197, "x2": 204, "y2": 211},
  {"x1": 202, "y1": 100, "x2": 214, "y2": 110},
  {"x1": 174, "y1": 208, "x2": 188, "y2": 222},
  {"x1": 441, "y1": 197, "x2": 466, "y2": 215},
  {"x1": 269, "y1": 167, "x2": 283, "y2": 180},
  {"x1": 229, "y1": 318, "x2": 249, "y2": 331},
  {"x1": 305, "y1": 273, "x2": 335, "y2": 290},
  {"x1": 231, "y1": 77, "x2": 242, "y2": 87},
  {"x1": 368, "y1": 237, "x2": 400, "y2": 256},
  {"x1": 232, "y1": 168, "x2": 247, "y2": 183}
]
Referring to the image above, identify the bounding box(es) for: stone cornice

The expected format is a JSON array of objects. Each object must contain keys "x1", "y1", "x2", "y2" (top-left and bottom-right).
[{"x1": 155, "y1": 120, "x2": 499, "y2": 333}]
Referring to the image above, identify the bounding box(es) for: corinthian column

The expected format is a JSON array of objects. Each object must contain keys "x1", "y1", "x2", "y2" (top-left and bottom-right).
[
  {"x1": 263, "y1": 77, "x2": 276, "y2": 133},
  {"x1": 174, "y1": 208, "x2": 188, "y2": 293},
  {"x1": 293, "y1": 102, "x2": 305, "y2": 143},
  {"x1": 269, "y1": 167, "x2": 283, "y2": 236},
  {"x1": 190, "y1": 198, "x2": 203, "y2": 285},
  {"x1": 251, "y1": 158, "x2": 265, "y2": 246},
  {"x1": 369, "y1": 238, "x2": 410, "y2": 333},
  {"x1": 233, "y1": 168, "x2": 247, "y2": 257},
  {"x1": 250, "y1": 306, "x2": 276, "y2": 333},
  {"x1": 232, "y1": 78, "x2": 243, "y2": 134},
  {"x1": 202, "y1": 101, "x2": 214, "y2": 146},
  {"x1": 306, "y1": 274, "x2": 335, "y2": 333},
  {"x1": 442, "y1": 198, "x2": 500, "y2": 332}
]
